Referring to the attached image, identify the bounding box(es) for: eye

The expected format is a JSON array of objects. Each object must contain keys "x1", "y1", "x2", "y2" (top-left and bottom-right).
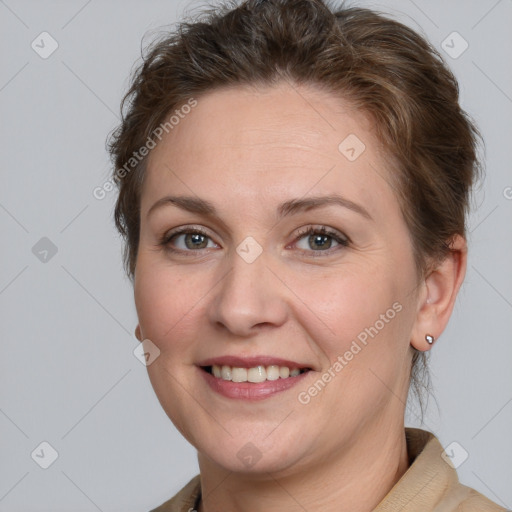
[
  {"x1": 159, "y1": 227, "x2": 218, "y2": 255},
  {"x1": 293, "y1": 226, "x2": 349, "y2": 256}
]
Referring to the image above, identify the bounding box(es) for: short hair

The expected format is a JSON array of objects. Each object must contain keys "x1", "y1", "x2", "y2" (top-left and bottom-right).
[{"x1": 108, "y1": 0, "x2": 482, "y2": 412}]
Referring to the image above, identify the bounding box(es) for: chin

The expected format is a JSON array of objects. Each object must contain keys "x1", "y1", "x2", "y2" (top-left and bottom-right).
[
  {"x1": 199, "y1": 444, "x2": 302, "y2": 475},
  {"x1": 193, "y1": 428, "x2": 315, "y2": 475}
]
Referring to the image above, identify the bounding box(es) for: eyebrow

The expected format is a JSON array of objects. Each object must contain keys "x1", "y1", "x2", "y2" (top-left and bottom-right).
[{"x1": 146, "y1": 194, "x2": 372, "y2": 221}]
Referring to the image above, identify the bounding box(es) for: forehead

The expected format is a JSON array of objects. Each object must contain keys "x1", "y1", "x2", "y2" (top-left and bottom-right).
[{"x1": 142, "y1": 82, "x2": 397, "y2": 218}]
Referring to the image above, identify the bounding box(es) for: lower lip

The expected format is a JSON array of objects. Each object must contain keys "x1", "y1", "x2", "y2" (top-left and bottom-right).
[{"x1": 198, "y1": 367, "x2": 311, "y2": 400}]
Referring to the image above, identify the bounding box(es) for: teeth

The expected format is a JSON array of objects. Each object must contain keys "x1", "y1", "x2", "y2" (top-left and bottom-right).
[
  {"x1": 209, "y1": 364, "x2": 307, "y2": 382},
  {"x1": 266, "y1": 365, "x2": 280, "y2": 381},
  {"x1": 231, "y1": 367, "x2": 247, "y2": 382},
  {"x1": 221, "y1": 365, "x2": 232, "y2": 380},
  {"x1": 247, "y1": 366, "x2": 266, "y2": 383},
  {"x1": 279, "y1": 366, "x2": 290, "y2": 378}
]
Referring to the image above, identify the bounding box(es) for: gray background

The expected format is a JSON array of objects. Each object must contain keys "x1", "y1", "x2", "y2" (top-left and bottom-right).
[{"x1": 1, "y1": 0, "x2": 511, "y2": 510}]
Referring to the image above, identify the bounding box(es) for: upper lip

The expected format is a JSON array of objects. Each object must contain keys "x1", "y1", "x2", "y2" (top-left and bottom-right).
[{"x1": 196, "y1": 355, "x2": 313, "y2": 370}]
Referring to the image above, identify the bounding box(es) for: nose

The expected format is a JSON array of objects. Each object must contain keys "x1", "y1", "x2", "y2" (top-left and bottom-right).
[{"x1": 207, "y1": 248, "x2": 288, "y2": 337}]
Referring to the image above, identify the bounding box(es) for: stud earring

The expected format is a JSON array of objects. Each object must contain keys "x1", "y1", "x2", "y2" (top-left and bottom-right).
[{"x1": 425, "y1": 334, "x2": 435, "y2": 345}]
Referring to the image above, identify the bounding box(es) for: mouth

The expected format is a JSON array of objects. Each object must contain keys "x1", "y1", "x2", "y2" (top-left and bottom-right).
[
  {"x1": 200, "y1": 364, "x2": 312, "y2": 383},
  {"x1": 196, "y1": 355, "x2": 315, "y2": 399},
  {"x1": 199, "y1": 364, "x2": 312, "y2": 400}
]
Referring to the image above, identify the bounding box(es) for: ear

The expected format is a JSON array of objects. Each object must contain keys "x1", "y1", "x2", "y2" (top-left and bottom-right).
[
  {"x1": 135, "y1": 324, "x2": 143, "y2": 342},
  {"x1": 411, "y1": 235, "x2": 467, "y2": 352}
]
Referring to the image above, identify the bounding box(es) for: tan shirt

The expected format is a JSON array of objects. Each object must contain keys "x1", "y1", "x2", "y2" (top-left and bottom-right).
[{"x1": 150, "y1": 428, "x2": 507, "y2": 511}]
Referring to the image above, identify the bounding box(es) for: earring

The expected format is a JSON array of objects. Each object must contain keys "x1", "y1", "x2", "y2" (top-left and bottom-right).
[{"x1": 425, "y1": 334, "x2": 435, "y2": 345}]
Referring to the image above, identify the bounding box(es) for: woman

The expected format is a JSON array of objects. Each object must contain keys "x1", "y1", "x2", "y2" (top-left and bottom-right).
[{"x1": 108, "y1": 0, "x2": 506, "y2": 510}]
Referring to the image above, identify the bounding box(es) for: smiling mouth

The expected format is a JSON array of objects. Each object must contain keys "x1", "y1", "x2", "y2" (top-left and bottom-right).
[{"x1": 201, "y1": 364, "x2": 311, "y2": 383}]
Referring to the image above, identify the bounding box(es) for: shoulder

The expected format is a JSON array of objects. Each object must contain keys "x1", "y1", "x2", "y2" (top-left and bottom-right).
[
  {"x1": 149, "y1": 475, "x2": 201, "y2": 512},
  {"x1": 375, "y1": 428, "x2": 508, "y2": 511},
  {"x1": 451, "y1": 483, "x2": 509, "y2": 511}
]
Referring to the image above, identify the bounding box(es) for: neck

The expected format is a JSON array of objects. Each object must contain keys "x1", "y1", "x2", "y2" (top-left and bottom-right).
[{"x1": 197, "y1": 422, "x2": 409, "y2": 512}]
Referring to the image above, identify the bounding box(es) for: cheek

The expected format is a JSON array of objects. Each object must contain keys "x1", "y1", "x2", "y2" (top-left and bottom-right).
[
  {"x1": 133, "y1": 257, "x2": 202, "y2": 349},
  {"x1": 291, "y1": 267, "x2": 413, "y2": 413},
  {"x1": 291, "y1": 264, "x2": 399, "y2": 346}
]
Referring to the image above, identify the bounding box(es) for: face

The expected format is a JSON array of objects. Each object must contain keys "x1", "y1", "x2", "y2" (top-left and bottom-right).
[{"x1": 134, "y1": 82, "x2": 422, "y2": 475}]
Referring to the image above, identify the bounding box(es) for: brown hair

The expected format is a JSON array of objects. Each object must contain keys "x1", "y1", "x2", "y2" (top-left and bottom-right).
[{"x1": 107, "y1": 0, "x2": 482, "y2": 411}]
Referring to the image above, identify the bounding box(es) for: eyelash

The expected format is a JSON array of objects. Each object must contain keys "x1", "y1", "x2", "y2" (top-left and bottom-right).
[{"x1": 158, "y1": 225, "x2": 350, "y2": 258}]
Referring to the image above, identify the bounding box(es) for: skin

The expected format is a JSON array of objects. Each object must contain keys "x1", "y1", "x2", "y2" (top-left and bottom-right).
[{"x1": 133, "y1": 81, "x2": 467, "y2": 512}]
